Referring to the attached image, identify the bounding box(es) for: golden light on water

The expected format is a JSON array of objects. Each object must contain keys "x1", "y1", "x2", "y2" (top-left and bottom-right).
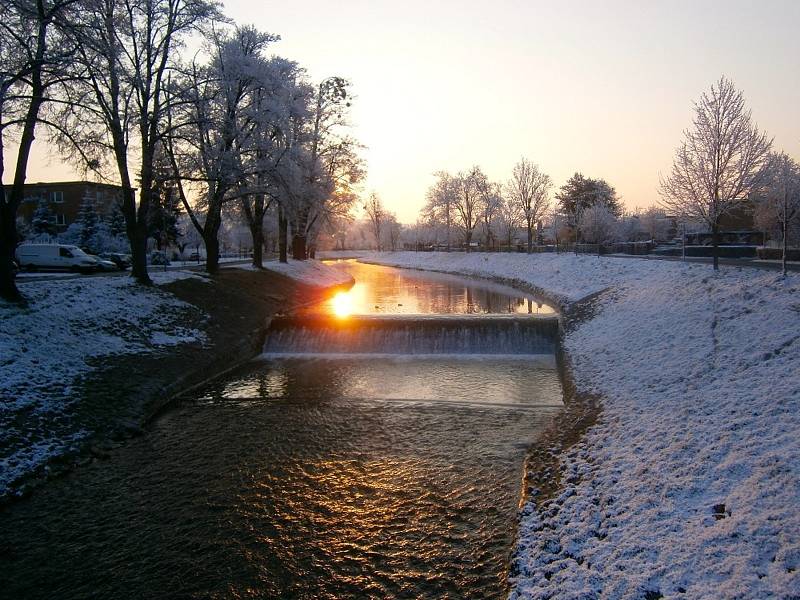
[{"x1": 331, "y1": 291, "x2": 354, "y2": 318}]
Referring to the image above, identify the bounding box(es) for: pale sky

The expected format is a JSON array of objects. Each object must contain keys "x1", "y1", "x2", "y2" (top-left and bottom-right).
[{"x1": 18, "y1": 0, "x2": 800, "y2": 223}]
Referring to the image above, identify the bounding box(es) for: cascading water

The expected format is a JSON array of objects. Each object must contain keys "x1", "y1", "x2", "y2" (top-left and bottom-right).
[{"x1": 263, "y1": 314, "x2": 559, "y2": 356}]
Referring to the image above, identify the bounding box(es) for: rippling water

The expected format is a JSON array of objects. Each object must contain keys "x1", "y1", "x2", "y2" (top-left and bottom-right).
[{"x1": 0, "y1": 263, "x2": 562, "y2": 599}]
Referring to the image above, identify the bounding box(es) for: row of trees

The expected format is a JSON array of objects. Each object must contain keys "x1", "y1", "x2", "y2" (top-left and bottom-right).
[
  {"x1": 419, "y1": 162, "x2": 620, "y2": 253},
  {"x1": 417, "y1": 77, "x2": 798, "y2": 274},
  {"x1": 1, "y1": 0, "x2": 363, "y2": 302}
]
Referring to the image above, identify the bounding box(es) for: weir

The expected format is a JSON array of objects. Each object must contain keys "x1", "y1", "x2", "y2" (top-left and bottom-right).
[{"x1": 263, "y1": 314, "x2": 559, "y2": 356}]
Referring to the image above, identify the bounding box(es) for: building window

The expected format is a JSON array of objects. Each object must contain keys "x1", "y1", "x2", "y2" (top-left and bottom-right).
[
  {"x1": 50, "y1": 190, "x2": 64, "y2": 203},
  {"x1": 55, "y1": 214, "x2": 66, "y2": 226}
]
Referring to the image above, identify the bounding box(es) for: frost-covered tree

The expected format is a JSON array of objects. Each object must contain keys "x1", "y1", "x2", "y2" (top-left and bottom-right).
[
  {"x1": 506, "y1": 158, "x2": 551, "y2": 253},
  {"x1": 75, "y1": 197, "x2": 99, "y2": 251},
  {"x1": 31, "y1": 198, "x2": 56, "y2": 235},
  {"x1": 453, "y1": 167, "x2": 481, "y2": 252},
  {"x1": 475, "y1": 172, "x2": 502, "y2": 249},
  {"x1": 639, "y1": 207, "x2": 672, "y2": 242},
  {"x1": 556, "y1": 173, "x2": 620, "y2": 231},
  {"x1": 579, "y1": 203, "x2": 618, "y2": 244},
  {"x1": 760, "y1": 152, "x2": 800, "y2": 276},
  {"x1": 497, "y1": 193, "x2": 522, "y2": 249},
  {"x1": 236, "y1": 55, "x2": 305, "y2": 268},
  {"x1": 659, "y1": 76, "x2": 772, "y2": 270},
  {"x1": 363, "y1": 191, "x2": 385, "y2": 251},
  {"x1": 384, "y1": 212, "x2": 402, "y2": 251},
  {"x1": 287, "y1": 77, "x2": 364, "y2": 260},
  {"x1": 106, "y1": 202, "x2": 127, "y2": 237},
  {"x1": 164, "y1": 25, "x2": 279, "y2": 273},
  {"x1": 423, "y1": 171, "x2": 457, "y2": 250}
]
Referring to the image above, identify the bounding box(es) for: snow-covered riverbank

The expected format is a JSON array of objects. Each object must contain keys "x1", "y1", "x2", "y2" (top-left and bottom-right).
[
  {"x1": 343, "y1": 251, "x2": 800, "y2": 599},
  {"x1": 1, "y1": 260, "x2": 350, "y2": 500},
  {"x1": 230, "y1": 257, "x2": 355, "y2": 288},
  {"x1": 0, "y1": 270, "x2": 208, "y2": 498}
]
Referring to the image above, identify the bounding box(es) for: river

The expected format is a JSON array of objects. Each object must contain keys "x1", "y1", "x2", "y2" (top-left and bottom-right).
[{"x1": 0, "y1": 260, "x2": 563, "y2": 599}]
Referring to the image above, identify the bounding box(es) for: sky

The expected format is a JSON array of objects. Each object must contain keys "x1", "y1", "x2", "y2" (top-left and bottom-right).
[{"x1": 16, "y1": 0, "x2": 800, "y2": 223}]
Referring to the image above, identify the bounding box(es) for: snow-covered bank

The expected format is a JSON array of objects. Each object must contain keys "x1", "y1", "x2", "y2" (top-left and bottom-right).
[
  {"x1": 233, "y1": 258, "x2": 354, "y2": 288},
  {"x1": 0, "y1": 271, "x2": 207, "y2": 498},
  {"x1": 350, "y1": 251, "x2": 800, "y2": 598}
]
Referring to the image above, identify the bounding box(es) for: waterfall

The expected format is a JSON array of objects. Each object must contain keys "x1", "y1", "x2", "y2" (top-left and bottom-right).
[{"x1": 263, "y1": 315, "x2": 558, "y2": 356}]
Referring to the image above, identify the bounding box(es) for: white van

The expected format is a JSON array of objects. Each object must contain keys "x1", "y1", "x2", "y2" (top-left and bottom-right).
[{"x1": 15, "y1": 244, "x2": 99, "y2": 273}]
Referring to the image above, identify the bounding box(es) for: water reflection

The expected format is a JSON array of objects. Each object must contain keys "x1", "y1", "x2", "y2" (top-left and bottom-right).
[{"x1": 311, "y1": 261, "x2": 555, "y2": 316}]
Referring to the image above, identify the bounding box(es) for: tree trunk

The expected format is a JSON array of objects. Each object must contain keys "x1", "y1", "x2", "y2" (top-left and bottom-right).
[
  {"x1": 526, "y1": 219, "x2": 533, "y2": 254},
  {"x1": 292, "y1": 234, "x2": 307, "y2": 260},
  {"x1": 205, "y1": 232, "x2": 220, "y2": 274},
  {"x1": 126, "y1": 190, "x2": 152, "y2": 284},
  {"x1": 464, "y1": 231, "x2": 472, "y2": 253},
  {"x1": 782, "y1": 217, "x2": 788, "y2": 277},
  {"x1": 252, "y1": 227, "x2": 263, "y2": 268},
  {"x1": 0, "y1": 192, "x2": 23, "y2": 302},
  {"x1": 278, "y1": 206, "x2": 288, "y2": 264},
  {"x1": 711, "y1": 221, "x2": 720, "y2": 271}
]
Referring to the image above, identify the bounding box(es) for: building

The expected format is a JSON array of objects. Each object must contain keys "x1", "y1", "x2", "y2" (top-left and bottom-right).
[{"x1": 16, "y1": 181, "x2": 130, "y2": 233}]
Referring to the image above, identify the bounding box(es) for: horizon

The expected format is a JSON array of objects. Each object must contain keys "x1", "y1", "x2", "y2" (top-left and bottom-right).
[{"x1": 7, "y1": 0, "x2": 800, "y2": 224}]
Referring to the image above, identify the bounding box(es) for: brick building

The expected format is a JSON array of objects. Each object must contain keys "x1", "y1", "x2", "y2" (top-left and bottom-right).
[{"x1": 16, "y1": 181, "x2": 130, "y2": 232}]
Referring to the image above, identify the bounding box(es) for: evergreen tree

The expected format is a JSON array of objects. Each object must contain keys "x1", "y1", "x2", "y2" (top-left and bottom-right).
[
  {"x1": 76, "y1": 198, "x2": 99, "y2": 251},
  {"x1": 556, "y1": 173, "x2": 621, "y2": 225},
  {"x1": 31, "y1": 199, "x2": 55, "y2": 235},
  {"x1": 147, "y1": 186, "x2": 182, "y2": 250},
  {"x1": 106, "y1": 202, "x2": 127, "y2": 237}
]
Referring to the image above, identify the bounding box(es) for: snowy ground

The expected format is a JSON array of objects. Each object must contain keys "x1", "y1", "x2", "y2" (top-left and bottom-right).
[
  {"x1": 342, "y1": 251, "x2": 800, "y2": 599},
  {"x1": 0, "y1": 270, "x2": 207, "y2": 498},
  {"x1": 231, "y1": 258, "x2": 354, "y2": 288}
]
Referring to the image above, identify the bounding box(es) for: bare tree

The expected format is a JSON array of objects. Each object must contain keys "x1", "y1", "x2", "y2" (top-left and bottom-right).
[
  {"x1": 58, "y1": 0, "x2": 217, "y2": 284},
  {"x1": 506, "y1": 158, "x2": 551, "y2": 253},
  {"x1": 422, "y1": 170, "x2": 456, "y2": 250},
  {"x1": 760, "y1": 152, "x2": 800, "y2": 276},
  {"x1": 659, "y1": 76, "x2": 772, "y2": 270},
  {"x1": 363, "y1": 191, "x2": 385, "y2": 251},
  {"x1": 0, "y1": 0, "x2": 80, "y2": 302},
  {"x1": 474, "y1": 171, "x2": 502, "y2": 250},
  {"x1": 384, "y1": 212, "x2": 401, "y2": 251},
  {"x1": 497, "y1": 193, "x2": 522, "y2": 250},
  {"x1": 453, "y1": 167, "x2": 481, "y2": 252}
]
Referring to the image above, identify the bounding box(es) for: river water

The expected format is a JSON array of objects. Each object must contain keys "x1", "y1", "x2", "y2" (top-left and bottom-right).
[{"x1": 0, "y1": 261, "x2": 563, "y2": 599}]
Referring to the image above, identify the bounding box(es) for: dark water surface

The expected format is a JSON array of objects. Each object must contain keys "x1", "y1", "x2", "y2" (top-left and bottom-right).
[{"x1": 0, "y1": 262, "x2": 562, "y2": 599}]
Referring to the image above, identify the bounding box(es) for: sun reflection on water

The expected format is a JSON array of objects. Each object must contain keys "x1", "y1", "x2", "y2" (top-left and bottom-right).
[{"x1": 331, "y1": 291, "x2": 354, "y2": 318}]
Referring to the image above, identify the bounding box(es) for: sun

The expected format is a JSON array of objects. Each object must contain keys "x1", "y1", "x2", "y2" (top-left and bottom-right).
[{"x1": 331, "y1": 291, "x2": 354, "y2": 318}]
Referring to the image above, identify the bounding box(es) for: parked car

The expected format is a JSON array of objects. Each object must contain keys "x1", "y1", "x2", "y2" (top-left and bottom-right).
[
  {"x1": 149, "y1": 251, "x2": 170, "y2": 266},
  {"x1": 99, "y1": 252, "x2": 131, "y2": 270},
  {"x1": 15, "y1": 244, "x2": 98, "y2": 273},
  {"x1": 86, "y1": 254, "x2": 119, "y2": 272}
]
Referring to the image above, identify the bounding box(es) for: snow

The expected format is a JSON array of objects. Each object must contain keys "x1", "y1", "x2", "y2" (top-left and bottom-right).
[
  {"x1": 232, "y1": 258, "x2": 354, "y2": 288},
  {"x1": 346, "y1": 251, "x2": 800, "y2": 599},
  {"x1": 0, "y1": 275, "x2": 208, "y2": 498}
]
